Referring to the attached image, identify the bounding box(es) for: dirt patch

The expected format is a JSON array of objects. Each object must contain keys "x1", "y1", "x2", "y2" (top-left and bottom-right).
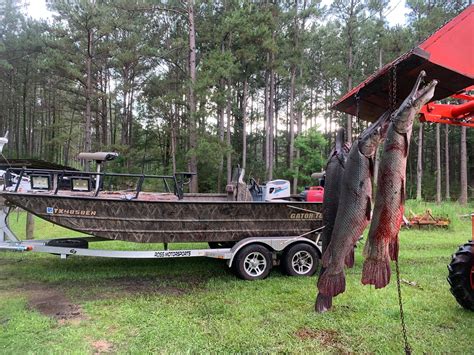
[
  {"x1": 90, "y1": 340, "x2": 113, "y2": 353},
  {"x1": 64, "y1": 275, "x2": 207, "y2": 302},
  {"x1": 295, "y1": 327, "x2": 347, "y2": 351},
  {"x1": 25, "y1": 284, "x2": 85, "y2": 322}
]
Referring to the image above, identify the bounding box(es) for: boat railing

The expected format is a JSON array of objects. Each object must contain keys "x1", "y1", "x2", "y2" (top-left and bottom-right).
[{"x1": 3, "y1": 168, "x2": 195, "y2": 200}]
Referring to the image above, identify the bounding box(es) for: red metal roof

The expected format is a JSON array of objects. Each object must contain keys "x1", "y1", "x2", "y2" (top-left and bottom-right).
[{"x1": 332, "y1": 5, "x2": 474, "y2": 122}]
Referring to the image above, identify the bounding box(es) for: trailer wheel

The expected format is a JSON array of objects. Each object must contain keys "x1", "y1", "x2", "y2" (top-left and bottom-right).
[
  {"x1": 281, "y1": 243, "x2": 319, "y2": 276},
  {"x1": 233, "y1": 244, "x2": 272, "y2": 280},
  {"x1": 46, "y1": 238, "x2": 89, "y2": 249},
  {"x1": 447, "y1": 240, "x2": 474, "y2": 311}
]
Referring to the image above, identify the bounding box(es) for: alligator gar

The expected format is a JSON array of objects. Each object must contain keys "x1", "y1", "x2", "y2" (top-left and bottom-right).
[
  {"x1": 361, "y1": 71, "x2": 438, "y2": 288},
  {"x1": 315, "y1": 128, "x2": 350, "y2": 313},
  {"x1": 316, "y1": 111, "x2": 391, "y2": 301}
]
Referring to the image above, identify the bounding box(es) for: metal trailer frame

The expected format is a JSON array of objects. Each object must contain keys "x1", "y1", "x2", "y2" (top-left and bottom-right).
[{"x1": 0, "y1": 206, "x2": 323, "y2": 279}]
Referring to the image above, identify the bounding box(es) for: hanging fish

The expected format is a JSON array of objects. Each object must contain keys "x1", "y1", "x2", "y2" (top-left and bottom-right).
[
  {"x1": 315, "y1": 128, "x2": 350, "y2": 313},
  {"x1": 362, "y1": 71, "x2": 438, "y2": 288},
  {"x1": 316, "y1": 111, "x2": 390, "y2": 303}
]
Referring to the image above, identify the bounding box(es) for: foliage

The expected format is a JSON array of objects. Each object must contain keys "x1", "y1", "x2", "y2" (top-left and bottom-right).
[
  {"x1": 0, "y1": 0, "x2": 471, "y2": 199},
  {"x1": 293, "y1": 128, "x2": 327, "y2": 189}
]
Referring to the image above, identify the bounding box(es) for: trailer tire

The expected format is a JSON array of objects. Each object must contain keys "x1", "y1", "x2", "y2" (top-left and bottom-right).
[
  {"x1": 46, "y1": 238, "x2": 89, "y2": 249},
  {"x1": 281, "y1": 243, "x2": 319, "y2": 276},
  {"x1": 447, "y1": 240, "x2": 474, "y2": 311},
  {"x1": 233, "y1": 244, "x2": 272, "y2": 280}
]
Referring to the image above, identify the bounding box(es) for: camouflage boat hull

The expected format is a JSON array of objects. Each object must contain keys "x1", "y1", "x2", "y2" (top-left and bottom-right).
[{"x1": 2, "y1": 193, "x2": 323, "y2": 243}]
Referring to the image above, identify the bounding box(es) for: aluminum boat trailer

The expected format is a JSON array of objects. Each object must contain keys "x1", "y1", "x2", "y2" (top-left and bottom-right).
[{"x1": 0, "y1": 207, "x2": 323, "y2": 280}]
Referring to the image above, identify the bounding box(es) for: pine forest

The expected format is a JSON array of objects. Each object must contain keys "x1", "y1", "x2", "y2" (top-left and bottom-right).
[{"x1": 0, "y1": 0, "x2": 472, "y2": 203}]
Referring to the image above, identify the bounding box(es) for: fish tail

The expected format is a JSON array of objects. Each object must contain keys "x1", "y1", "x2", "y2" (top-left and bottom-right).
[
  {"x1": 321, "y1": 247, "x2": 332, "y2": 268},
  {"x1": 361, "y1": 257, "x2": 391, "y2": 289},
  {"x1": 389, "y1": 234, "x2": 399, "y2": 261},
  {"x1": 344, "y1": 247, "x2": 355, "y2": 268},
  {"x1": 362, "y1": 236, "x2": 372, "y2": 258},
  {"x1": 315, "y1": 293, "x2": 333, "y2": 313},
  {"x1": 317, "y1": 270, "x2": 346, "y2": 297}
]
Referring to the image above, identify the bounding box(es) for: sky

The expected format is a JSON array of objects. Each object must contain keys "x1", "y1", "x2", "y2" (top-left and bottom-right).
[{"x1": 26, "y1": 0, "x2": 410, "y2": 26}]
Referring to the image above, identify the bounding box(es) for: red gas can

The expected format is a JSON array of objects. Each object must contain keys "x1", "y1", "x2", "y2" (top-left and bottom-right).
[{"x1": 306, "y1": 186, "x2": 324, "y2": 203}]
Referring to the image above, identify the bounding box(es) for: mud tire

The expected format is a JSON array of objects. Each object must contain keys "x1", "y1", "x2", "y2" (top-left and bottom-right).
[
  {"x1": 447, "y1": 240, "x2": 474, "y2": 311},
  {"x1": 281, "y1": 243, "x2": 319, "y2": 276},
  {"x1": 233, "y1": 244, "x2": 272, "y2": 280}
]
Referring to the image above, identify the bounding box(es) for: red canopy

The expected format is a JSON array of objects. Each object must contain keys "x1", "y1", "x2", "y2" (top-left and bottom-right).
[{"x1": 332, "y1": 5, "x2": 474, "y2": 122}]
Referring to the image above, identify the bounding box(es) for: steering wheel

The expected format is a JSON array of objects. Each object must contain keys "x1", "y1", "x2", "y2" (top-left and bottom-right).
[{"x1": 249, "y1": 177, "x2": 262, "y2": 194}]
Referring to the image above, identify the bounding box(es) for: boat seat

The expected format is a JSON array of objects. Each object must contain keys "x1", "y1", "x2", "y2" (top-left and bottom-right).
[
  {"x1": 100, "y1": 191, "x2": 178, "y2": 201},
  {"x1": 136, "y1": 192, "x2": 178, "y2": 201}
]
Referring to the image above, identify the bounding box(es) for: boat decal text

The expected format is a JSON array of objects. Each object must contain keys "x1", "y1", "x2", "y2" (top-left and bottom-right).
[
  {"x1": 154, "y1": 250, "x2": 192, "y2": 258},
  {"x1": 287, "y1": 205, "x2": 322, "y2": 219},
  {"x1": 289, "y1": 212, "x2": 322, "y2": 220},
  {"x1": 46, "y1": 207, "x2": 97, "y2": 216}
]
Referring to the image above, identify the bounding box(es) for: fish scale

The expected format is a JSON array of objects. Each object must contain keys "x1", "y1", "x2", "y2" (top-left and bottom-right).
[
  {"x1": 362, "y1": 71, "x2": 438, "y2": 289},
  {"x1": 316, "y1": 111, "x2": 390, "y2": 300},
  {"x1": 315, "y1": 128, "x2": 350, "y2": 312}
]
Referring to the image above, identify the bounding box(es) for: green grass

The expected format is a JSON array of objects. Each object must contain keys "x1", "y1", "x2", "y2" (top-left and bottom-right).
[{"x1": 1, "y1": 201, "x2": 473, "y2": 353}]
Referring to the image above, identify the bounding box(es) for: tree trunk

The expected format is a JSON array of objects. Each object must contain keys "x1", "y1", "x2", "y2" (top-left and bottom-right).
[
  {"x1": 241, "y1": 78, "x2": 248, "y2": 170},
  {"x1": 289, "y1": 66, "x2": 296, "y2": 177},
  {"x1": 226, "y1": 86, "x2": 232, "y2": 184},
  {"x1": 435, "y1": 124, "x2": 441, "y2": 204},
  {"x1": 416, "y1": 124, "x2": 423, "y2": 200},
  {"x1": 267, "y1": 56, "x2": 275, "y2": 181},
  {"x1": 187, "y1": 0, "x2": 198, "y2": 192},
  {"x1": 84, "y1": 28, "x2": 93, "y2": 170},
  {"x1": 346, "y1": 32, "x2": 353, "y2": 143},
  {"x1": 121, "y1": 79, "x2": 128, "y2": 145},
  {"x1": 26, "y1": 213, "x2": 35, "y2": 240},
  {"x1": 217, "y1": 81, "x2": 225, "y2": 192},
  {"x1": 171, "y1": 104, "x2": 177, "y2": 174},
  {"x1": 101, "y1": 69, "x2": 108, "y2": 147},
  {"x1": 64, "y1": 108, "x2": 76, "y2": 166},
  {"x1": 444, "y1": 125, "x2": 450, "y2": 200},
  {"x1": 459, "y1": 126, "x2": 468, "y2": 205},
  {"x1": 264, "y1": 55, "x2": 270, "y2": 174}
]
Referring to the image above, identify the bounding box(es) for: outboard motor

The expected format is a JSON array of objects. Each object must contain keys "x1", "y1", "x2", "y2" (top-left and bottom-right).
[
  {"x1": 0, "y1": 131, "x2": 8, "y2": 154},
  {"x1": 263, "y1": 180, "x2": 291, "y2": 201}
]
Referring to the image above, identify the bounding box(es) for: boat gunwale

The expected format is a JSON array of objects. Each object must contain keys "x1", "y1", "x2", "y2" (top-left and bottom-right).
[{"x1": 1, "y1": 191, "x2": 322, "y2": 205}]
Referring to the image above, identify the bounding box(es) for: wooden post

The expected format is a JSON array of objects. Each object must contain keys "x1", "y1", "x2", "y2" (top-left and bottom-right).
[{"x1": 26, "y1": 212, "x2": 35, "y2": 240}]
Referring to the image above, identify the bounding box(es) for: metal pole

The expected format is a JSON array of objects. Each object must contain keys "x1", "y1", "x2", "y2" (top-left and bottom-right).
[{"x1": 95, "y1": 161, "x2": 101, "y2": 195}]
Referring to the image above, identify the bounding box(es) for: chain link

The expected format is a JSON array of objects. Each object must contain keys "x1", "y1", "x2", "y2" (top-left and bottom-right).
[
  {"x1": 389, "y1": 65, "x2": 397, "y2": 113},
  {"x1": 390, "y1": 63, "x2": 410, "y2": 354},
  {"x1": 395, "y1": 259, "x2": 412, "y2": 355},
  {"x1": 355, "y1": 91, "x2": 361, "y2": 135}
]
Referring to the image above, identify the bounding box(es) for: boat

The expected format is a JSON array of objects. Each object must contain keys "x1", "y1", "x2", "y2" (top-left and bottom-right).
[{"x1": 0, "y1": 152, "x2": 323, "y2": 244}]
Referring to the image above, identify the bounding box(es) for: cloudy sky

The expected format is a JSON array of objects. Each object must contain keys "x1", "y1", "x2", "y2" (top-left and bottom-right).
[{"x1": 26, "y1": 0, "x2": 410, "y2": 26}]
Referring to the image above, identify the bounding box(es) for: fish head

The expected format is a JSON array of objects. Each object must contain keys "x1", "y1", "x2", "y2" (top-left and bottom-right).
[
  {"x1": 358, "y1": 111, "x2": 390, "y2": 157},
  {"x1": 413, "y1": 79, "x2": 438, "y2": 110},
  {"x1": 392, "y1": 71, "x2": 438, "y2": 133}
]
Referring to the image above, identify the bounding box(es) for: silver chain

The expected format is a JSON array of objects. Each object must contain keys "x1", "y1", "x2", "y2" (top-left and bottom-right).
[
  {"x1": 390, "y1": 65, "x2": 397, "y2": 113},
  {"x1": 395, "y1": 260, "x2": 411, "y2": 355},
  {"x1": 389, "y1": 64, "x2": 410, "y2": 354},
  {"x1": 355, "y1": 92, "x2": 361, "y2": 135}
]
